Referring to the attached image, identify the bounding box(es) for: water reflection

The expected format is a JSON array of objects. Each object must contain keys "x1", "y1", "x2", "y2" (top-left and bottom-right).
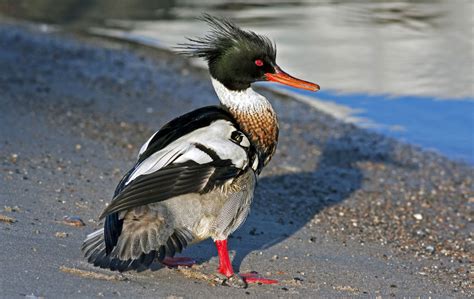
[{"x1": 0, "y1": 0, "x2": 472, "y2": 99}]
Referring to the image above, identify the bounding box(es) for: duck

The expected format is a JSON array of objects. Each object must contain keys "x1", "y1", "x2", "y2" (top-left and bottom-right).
[{"x1": 82, "y1": 14, "x2": 319, "y2": 288}]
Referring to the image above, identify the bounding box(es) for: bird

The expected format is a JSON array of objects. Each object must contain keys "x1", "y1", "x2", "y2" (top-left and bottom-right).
[{"x1": 82, "y1": 14, "x2": 319, "y2": 288}]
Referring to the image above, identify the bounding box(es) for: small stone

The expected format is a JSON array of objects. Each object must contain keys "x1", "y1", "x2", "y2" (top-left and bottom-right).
[
  {"x1": 0, "y1": 214, "x2": 16, "y2": 224},
  {"x1": 413, "y1": 213, "x2": 423, "y2": 220},
  {"x1": 10, "y1": 154, "x2": 18, "y2": 163},
  {"x1": 62, "y1": 215, "x2": 85, "y2": 227},
  {"x1": 416, "y1": 230, "x2": 425, "y2": 237},
  {"x1": 25, "y1": 294, "x2": 44, "y2": 299},
  {"x1": 75, "y1": 144, "x2": 82, "y2": 151},
  {"x1": 4, "y1": 206, "x2": 12, "y2": 212},
  {"x1": 425, "y1": 245, "x2": 435, "y2": 254},
  {"x1": 55, "y1": 232, "x2": 68, "y2": 238}
]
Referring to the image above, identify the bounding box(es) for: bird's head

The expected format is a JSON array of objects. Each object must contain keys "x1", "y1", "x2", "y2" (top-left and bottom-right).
[{"x1": 178, "y1": 14, "x2": 319, "y2": 92}]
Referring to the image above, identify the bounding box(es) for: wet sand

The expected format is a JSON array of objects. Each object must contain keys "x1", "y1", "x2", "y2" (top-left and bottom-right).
[{"x1": 0, "y1": 22, "x2": 472, "y2": 298}]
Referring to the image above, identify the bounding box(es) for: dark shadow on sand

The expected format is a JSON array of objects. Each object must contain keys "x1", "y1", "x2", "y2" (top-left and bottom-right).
[{"x1": 228, "y1": 129, "x2": 411, "y2": 272}]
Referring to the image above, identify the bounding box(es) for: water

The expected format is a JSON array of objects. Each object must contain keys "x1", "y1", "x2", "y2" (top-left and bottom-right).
[{"x1": 1, "y1": 0, "x2": 472, "y2": 163}]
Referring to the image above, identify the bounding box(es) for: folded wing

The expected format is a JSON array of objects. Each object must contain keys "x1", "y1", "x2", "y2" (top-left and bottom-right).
[{"x1": 100, "y1": 107, "x2": 258, "y2": 219}]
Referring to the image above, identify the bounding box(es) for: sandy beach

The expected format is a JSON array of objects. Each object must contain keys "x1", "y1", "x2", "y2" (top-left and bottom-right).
[{"x1": 0, "y1": 22, "x2": 472, "y2": 298}]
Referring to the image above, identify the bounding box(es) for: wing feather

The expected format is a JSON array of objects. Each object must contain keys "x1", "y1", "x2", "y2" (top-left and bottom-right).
[{"x1": 99, "y1": 160, "x2": 240, "y2": 219}]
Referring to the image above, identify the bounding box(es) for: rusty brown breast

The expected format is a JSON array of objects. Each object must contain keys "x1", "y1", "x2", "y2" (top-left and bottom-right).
[{"x1": 229, "y1": 106, "x2": 279, "y2": 166}]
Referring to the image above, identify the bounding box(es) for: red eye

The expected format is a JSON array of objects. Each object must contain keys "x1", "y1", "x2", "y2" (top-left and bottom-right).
[{"x1": 255, "y1": 59, "x2": 264, "y2": 67}]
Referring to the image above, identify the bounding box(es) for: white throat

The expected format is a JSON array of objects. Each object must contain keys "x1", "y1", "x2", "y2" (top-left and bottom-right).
[{"x1": 211, "y1": 77, "x2": 271, "y2": 112}]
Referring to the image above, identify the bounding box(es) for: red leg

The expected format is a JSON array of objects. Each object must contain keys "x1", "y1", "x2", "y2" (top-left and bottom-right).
[
  {"x1": 215, "y1": 239, "x2": 234, "y2": 277},
  {"x1": 161, "y1": 256, "x2": 196, "y2": 268},
  {"x1": 214, "y1": 239, "x2": 278, "y2": 285}
]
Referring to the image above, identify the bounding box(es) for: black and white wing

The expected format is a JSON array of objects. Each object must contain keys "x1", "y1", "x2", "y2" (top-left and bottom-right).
[{"x1": 100, "y1": 106, "x2": 260, "y2": 219}]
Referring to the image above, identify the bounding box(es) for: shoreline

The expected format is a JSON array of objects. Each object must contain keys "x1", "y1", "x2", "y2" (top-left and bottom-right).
[{"x1": 0, "y1": 21, "x2": 472, "y2": 297}]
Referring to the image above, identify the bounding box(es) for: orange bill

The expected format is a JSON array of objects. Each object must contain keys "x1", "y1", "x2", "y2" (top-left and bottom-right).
[{"x1": 265, "y1": 66, "x2": 320, "y2": 92}]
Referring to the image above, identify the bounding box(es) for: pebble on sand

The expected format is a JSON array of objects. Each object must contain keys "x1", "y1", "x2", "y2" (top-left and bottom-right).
[
  {"x1": 55, "y1": 232, "x2": 69, "y2": 238},
  {"x1": 0, "y1": 214, "x2": 16, "y2": 224},
  {"x1": 62, "y1": 215, "x2": 85, "y2": 227}
]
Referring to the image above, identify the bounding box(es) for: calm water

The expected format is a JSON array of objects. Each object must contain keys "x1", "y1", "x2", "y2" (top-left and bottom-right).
[{"x1": 1, "y1": 0, "x2": 472, "y2": 162}]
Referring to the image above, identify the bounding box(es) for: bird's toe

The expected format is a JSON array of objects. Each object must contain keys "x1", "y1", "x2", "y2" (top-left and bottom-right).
[{"x1": 220, "y1": 273, "x2": 248, "y2": 288}]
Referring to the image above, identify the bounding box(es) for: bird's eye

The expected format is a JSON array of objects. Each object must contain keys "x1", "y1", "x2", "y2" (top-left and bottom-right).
[{"x1": 255, "y1": 59, "x2": 264, "y2": 67}]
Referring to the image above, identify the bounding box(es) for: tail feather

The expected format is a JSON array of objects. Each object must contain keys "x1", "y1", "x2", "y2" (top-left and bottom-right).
[
  {"x1": 81, "y1": 227, "x2": 194, "y2": 272},
  {"x1": 82, "y1": 228, "x2": 145, "y2": 272},
  {"x1": 81, "y1": 229, "x2": 103, "y2": 258}
]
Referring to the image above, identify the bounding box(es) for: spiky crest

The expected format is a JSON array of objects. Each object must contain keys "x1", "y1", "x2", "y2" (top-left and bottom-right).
[{"x1": 176, "y1": 14, "x2": 276, "y2": 65}]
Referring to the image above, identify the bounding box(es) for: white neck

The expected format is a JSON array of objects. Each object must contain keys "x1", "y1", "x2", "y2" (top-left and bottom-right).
[{"x1": 211, "y1": 78, "x2": 272, "y2": 112}]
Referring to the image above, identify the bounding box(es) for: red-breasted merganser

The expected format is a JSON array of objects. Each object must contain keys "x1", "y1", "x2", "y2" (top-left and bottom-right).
[{"x1": 82, "y1": 14, "x2": 319, "y2": 288}]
